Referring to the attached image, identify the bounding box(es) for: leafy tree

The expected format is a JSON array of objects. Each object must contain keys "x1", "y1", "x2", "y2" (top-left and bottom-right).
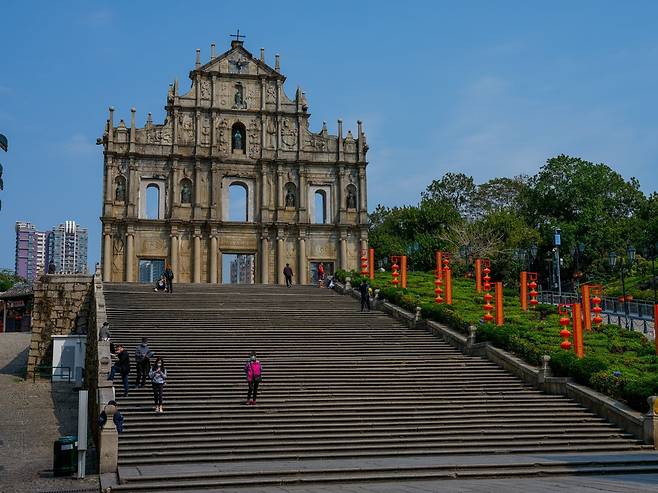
[
  {"x1": 422, "y1": 172, "x2": 476, "y2": 218},
  {"x1": 472, "y1": 175, "x2": 530, "y2": 217},
  {"x1": 0, "y1": 269, "x2": 24, "y2": 292}
]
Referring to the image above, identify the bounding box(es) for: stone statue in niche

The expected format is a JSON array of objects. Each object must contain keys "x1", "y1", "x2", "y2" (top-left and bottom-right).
[
  {"x1": 215, "y1": 117, "x2": 229, "y2": 152},
  {"x1": 266, "y1": 118, "x2": 277, "y2": 149},
  {"x1": 181, "y1": 181, "x2": 193, "y2": 204},
  {"x1": 233, "y1": 128, "x2": 244, "y2": 150},
  {"x1": 285, "y1": 188, "x2": 296, "y2": 208},
  {"x1": 115, "y1": 178, "x2": 126, "y2": 202},
  {"x1": 233, "y1": 83, "x2": 247, "y2": 109},
  {"x1": 346, "y1": 188, "x2": 357, "y2": 209}
]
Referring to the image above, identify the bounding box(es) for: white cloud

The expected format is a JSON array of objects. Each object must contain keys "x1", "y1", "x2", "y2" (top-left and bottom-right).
[{"x1": 61, "y1": 133, "x2": 98, "y2": 156}]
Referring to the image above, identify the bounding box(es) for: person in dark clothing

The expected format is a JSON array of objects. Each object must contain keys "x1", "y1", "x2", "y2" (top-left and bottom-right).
[
  {"x1": 135, "y1": 337, "x2": 154, "y2": 388},
  {"x1": 359, "y1": 280, "x2": 371, "y2": 312},
  {"x1": 98, "y1": 400, "x2": 124, "y2": 433},
  {"x1": 47, "y1": 260, "x2": 57, "y2": 274},
  {"x1": 283, "y1": 263, "x2": 294, "y2": 287},
  {"x1": 107, "y1": 344, "x2": 131, "y2": 397},
  {"x1": 163, "y1": 265, "x2": 174, "y2": 293},
  {"x1": 244, "y1": 351, "x2": 262, "y2": 405}
]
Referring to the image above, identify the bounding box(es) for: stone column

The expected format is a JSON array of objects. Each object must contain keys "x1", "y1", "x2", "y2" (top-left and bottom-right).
[
  {"x1": 170, "y1": 233, "x2": 179, "y2": 279},
  {"x1": 193, "y1": 234, "x2": 201, "y2": 283},
  {"x1": 260, "y1": 235, "x2": 269, "y2": 284},
  {"x1": 99, "y1": 402, "x2": 119, "y2": 473},
  {"x1": 104, "y1": 160, "x2": 114, "y2": 203},
  {"x1": 299, "y1": 166, "x2": 307, "y2": 222},
  {"x1": 125, "y1": 231, "x2": 134, "y2": 282},
  {"x1": 209, "y1": 235, "x2": 218, "y2": 283},
  {"x1": 298, "y1": 235, "x2": 307, "y2": 285},
  {"x1": 358, "y1": 167, "x2": 368, "y2": 223},
  {"x1": 217, "y1": 248, "x2": 223, "y2": 284},
  {"x1": 360, "y1": 238, "x2": 368, "y2": 262},
  {"x1": 277, "y1": 234, "x2": 285, "y2": 285},
  {"x1": 103, "y1": 232, "x2": 112, "y2": 282},
  {"x1": 340, "y1": 236, "x2": 348, "y2": 271}
]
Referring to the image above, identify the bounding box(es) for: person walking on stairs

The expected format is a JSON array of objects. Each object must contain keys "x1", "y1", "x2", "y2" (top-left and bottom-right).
[
  {"x1": 283, "y1": 263, "x2": 294, "y2": 287},
  {"x1": 244, "y1": 351, "x2": 262, "y2": 405},
  {"x1": 149, "y1": 357, "x2": 167, "y2": 413},
  {"x1": 107, "y1": 344, "x2": 131, "y2": 397},
  {"x1": 135, "y1": 337, "x2": 154, "y2": 388},
  {"x1": 163, "y1": 264, "x2": 174, "y2": 293},
  {"x1": 359, "y1": 279, "x2": 371, "y2": 312}
]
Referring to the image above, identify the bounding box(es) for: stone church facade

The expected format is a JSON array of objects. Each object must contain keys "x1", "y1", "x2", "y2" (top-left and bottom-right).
[{"x1": 99, "y1": 39, "x2": 369, "y2": 284}]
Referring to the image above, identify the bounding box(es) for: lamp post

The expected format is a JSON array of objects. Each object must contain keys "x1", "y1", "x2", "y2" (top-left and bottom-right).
[
  {"x1": 554, "y1": 228, "x2": 562, "y2": 297},
  {"x1": 643, "y1": 242, "x2": 658, "y2": 304},
  {"x1": 608, "y1": 243, "x2": 636, "y2": 330},
  {"x1": 572, "y1": 241, "x2": 585, "y2": 291},
  {"x1": 530, "y1": 243, "x2": 538, "y2": 270}
]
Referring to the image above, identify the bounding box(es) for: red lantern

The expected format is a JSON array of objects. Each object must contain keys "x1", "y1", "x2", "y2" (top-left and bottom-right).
[
  {"x1": 558, "y1": 304, "x2": 572, "y2": 350},
  {"x1": 360, "y1": 250, "x2": 368, "y2": 276},
  {"x1": 391, "y1": 256, "x2": 400, "y2": 287},
  {"x1": 434, "y1": 273, "x2": 443, "y2": 303},
  {"x1": 528, "y1": 273, "x2": 539, "y2": 307}
]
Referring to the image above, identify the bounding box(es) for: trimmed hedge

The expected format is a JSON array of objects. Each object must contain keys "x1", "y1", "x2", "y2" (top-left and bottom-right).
[{"x1": 336, "y1": 269, "x2": 658, "y2": 412}]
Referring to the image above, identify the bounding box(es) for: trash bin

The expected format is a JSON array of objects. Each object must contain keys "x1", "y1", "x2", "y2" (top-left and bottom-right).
[{"x1": 53, "y1": 435, "x2": 77, "y2": 477}]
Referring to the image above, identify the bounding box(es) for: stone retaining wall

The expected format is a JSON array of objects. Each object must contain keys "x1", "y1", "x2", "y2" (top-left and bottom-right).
[{"x1": 27, "y1": 274, "x2": 93, "y2": 375}]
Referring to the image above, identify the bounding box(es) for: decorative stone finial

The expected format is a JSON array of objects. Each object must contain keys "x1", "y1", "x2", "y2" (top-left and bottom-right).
[
  {"x1": 260, "y1": 48, "x2": 265, "y2": 62},
  {"x1": 195, "y1": 48, "x2": 201, "y2": 67},
  {"x1": 275, "y1": 54, "x2": 280, "y2": 71},
  {"x1": 210, "y1": 43, "x2": 216, "y2": 60}
]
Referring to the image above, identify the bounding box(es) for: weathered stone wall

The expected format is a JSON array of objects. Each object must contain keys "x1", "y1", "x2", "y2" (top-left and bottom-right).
[{"x1": 27, "y1": 274, "x2": 93, "y2": 375}]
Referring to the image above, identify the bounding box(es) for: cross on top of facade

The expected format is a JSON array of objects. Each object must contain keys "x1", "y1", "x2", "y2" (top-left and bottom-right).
[{"x1": 230, "y1": 30, "x2": 246, "y2": 42}]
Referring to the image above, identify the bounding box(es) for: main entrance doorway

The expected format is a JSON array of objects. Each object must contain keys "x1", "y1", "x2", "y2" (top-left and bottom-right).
[
  {"x1": 310, "y1": 261, "x2": 334, "y2": 284},
  {"x1": 222, "y1": 253, "x2": 256, "y2": 284},
  {"x1": 139, "y1": 259, "x2": 165, "y2": 283}
]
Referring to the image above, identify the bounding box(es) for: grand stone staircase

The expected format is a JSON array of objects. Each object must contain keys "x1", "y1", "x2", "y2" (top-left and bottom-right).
[{"x1": 103, "y1": 283, "x2": 658, "y2": 491}]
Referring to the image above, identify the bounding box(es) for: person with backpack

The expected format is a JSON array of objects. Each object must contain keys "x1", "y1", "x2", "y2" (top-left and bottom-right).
[
  {"x1": 98, "y1": 400, "x2": 124, "y2": 433},
  {"x1": 149, "y1": 357, "x2": 167, "y2": 413},
  {"x1": 283, "y1": 263, "x2": 294, "y2": 287},
  {"x1": 135, "y1": 337, "x2": 155, "y2": 388},
  {"x1": 244, "y1": 351, "x2": 262, "y2": 405},
  {"x1": 163, "y1": 264, "x2": 174, "y2": 294},
  {"x1": 359, "y1": 280, "x2": 371, "y2": 312},
  {"x1": 107, "y1": 344, "x2": 131, "y2": 397}
]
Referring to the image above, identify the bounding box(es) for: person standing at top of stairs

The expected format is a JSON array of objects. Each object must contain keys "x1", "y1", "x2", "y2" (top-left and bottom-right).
[
  {"x1": 359, "y1": 280, "x2": 371, "y2": 312},
  {"x1": 244, "y1": 352, "x2": 262, "y2": 405},
  {"x1": 283, "y1": 264, "x2": 294, "y2": 287},
  {"x1": 163, "y1": 264, "x2": 174, "y2": 293}
]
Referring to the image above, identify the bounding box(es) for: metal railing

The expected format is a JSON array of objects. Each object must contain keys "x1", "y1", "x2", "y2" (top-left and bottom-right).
[
  {"x1": 538, "y1": 290, "x2": 655, "y2": 336},
  {"x1": 31, "y1": 364, "x2": 72, "y2": 383}
]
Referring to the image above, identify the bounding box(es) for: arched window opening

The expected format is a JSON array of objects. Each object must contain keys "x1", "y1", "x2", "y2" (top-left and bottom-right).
[
  {"x1": 180, "y1": 178, "x2": 193, "y2": 204},
  {"x1": 284, "y1": 182, "x2": 297, "y2": 208},
  {"x1": 114, "y1": 176, "x2": 127, "y2": 202},
  {"x1": 228, "y1": 182, "x2": 248, "y2": 221},
  {"x1": 314, "y1": 190, "x2": 327, "y2": 224},
  {"x1": 145, "y1": 184, "x2": 160, "y2": 219},
  {"x1": 345, "y1": 184, "x2": 357, "y2": 209},
  {"x1": 232, "y1": 122, "x2": 246, "y2": 153}
]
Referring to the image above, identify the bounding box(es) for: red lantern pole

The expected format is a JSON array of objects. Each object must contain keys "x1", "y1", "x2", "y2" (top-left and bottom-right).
[
  {"x1": 528, "y1": 272, "x2": 539, "y2": 308},
  {"x1": 443, "y1": 255, "x2": 452, "y2": 305},
  {"x1": 482, "y1": 261, "x2": 493, "y2": 323},
  {"x1": 654, "y1": 304, "x2": 658, "y2": 356},
  {"x1": 558, "y1": 304, "x2": 572, "y2": 350},
  {"x1": 520, "y1": 271, "x2": 528, "y2": 311},
  {"x1": 391, "y1": 256, "x2": 400, "y2": 288},
  {"x1": 434, "y1": 269, "x2": 444, "y2": 304},
  {"x1": 401, "y1": 255, "x2": 408, "y2": 289},
  {"x1": 573, "y1": 303, "x2": 584, "y2": 358},
  {"x1": 368, "y1": 248, "x2": 375, "y2": 280},
  {"x1": 475, "y1": 259, "x2": 482, "y2": 293},
  {"x1": 581, "y1": 284, "x2": 592, "y2": 332},
  {"x1": 590, "y1": 285, "x2": 603, "y2": 328},
  {"x1": 360, "y1": 250, "x2": 368, "y2": 276},
  {"x1": 495, "y1": 281, "x2": 504, "y2": 326},
  {"x1": 436, "y1": 251, "x2": 443, "y2": 281}
]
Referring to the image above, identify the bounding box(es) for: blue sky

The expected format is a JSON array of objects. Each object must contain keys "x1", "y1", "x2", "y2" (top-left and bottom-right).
[{"x1": 1, "y1": 1, "x2": 658, "y2": 271}]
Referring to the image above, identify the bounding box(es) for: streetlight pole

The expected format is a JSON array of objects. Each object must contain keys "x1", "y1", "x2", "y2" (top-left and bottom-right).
[
  {"x1": 609, "y1": 244, "x2": 636, "y2": 330},
  {"x1": 554, "y1": 228, "x2": 562, "y2": 297}
]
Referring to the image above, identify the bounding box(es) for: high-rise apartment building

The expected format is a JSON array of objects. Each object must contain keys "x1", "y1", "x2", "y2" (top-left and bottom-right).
[
  {"x1": 46, "y1": 221, "x2": 88, "y2": 274},
  {"x1": 14, "y1": 222, "x2": 48, "y2": 282},
  {"x1": 14, "y1": 220, "x2": 89, "y2": 280}
]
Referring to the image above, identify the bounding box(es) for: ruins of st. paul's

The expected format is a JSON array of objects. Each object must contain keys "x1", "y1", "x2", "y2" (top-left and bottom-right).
[{"x1": 99, "y1": 38, "x2": 369, "y2": 284}]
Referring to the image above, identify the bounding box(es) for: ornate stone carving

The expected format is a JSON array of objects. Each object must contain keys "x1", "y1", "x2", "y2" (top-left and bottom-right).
[
  {"x1": 265, "y1": 118, "x2": 277, "y2": 149},
  {"x1": 248, "y1": 120, "x2": 260, "y2": 158},
  {"x1": 233, "y1": 82, "x2": 247, "y2": 109},
  {"x1": 201, "y1": 117, "x2": 211, "y2": 146},
  {"x1": 228, "y1": 56, "x2": 248, "y2": 74},
  {"x1": 266, "y1": 82, "x2": 276, "y2": 103},
  {"x1": 281, "y1": 118, "x2": 297, "y2": 150},
  {"x1": 200, "y1": 79, "x2": 210, "y2": 99}
]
